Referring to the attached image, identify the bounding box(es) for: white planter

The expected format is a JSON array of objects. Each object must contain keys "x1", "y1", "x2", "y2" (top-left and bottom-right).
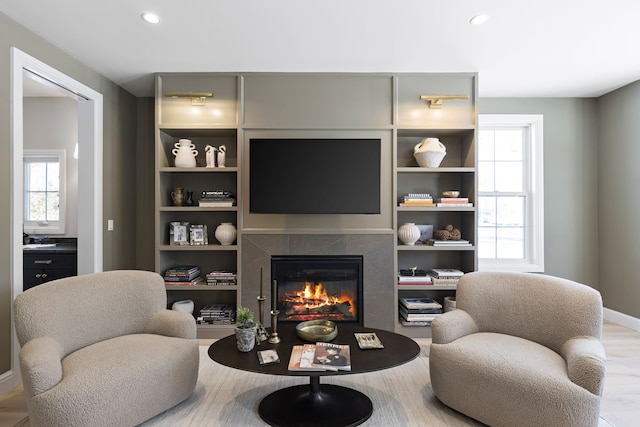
[
  {"x1": 398, "y1": 223, "x2": 421, "y2": 245},
  {"x1": 215, "y1": 222, "x2": 237, "y2": 245},
  {"x1": 171, "y1": 299, "x2": 194, "y2": 314}
]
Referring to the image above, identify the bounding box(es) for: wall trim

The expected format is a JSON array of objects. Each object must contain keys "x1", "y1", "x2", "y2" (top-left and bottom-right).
[
  {"x1": 604, "y1": 307, "x2": 640, "y2": 332},
  {"x1": 0, "y1": 370, "x2": 15, "y2": 395}
]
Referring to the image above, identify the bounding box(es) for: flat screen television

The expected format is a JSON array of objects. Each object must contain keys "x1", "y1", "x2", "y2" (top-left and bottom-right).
[{"x1": 250, "y1": 138, "x2": 381, "y2": 214}]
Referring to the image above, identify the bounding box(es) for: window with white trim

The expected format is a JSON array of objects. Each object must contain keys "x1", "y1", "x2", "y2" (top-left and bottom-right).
[
  {"x1": 24, "y1": 149, "x2": 66, "y2": 235},
  {"x1": 478, "y1": 115, "x2": 544, "y2": 272}
]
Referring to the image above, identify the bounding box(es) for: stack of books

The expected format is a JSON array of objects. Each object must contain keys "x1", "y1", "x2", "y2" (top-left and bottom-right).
[
  {"x1": 425, "y1": 238, "x2": 472, "y2": 247},
  {"x1": 199, "y1": 304, "x2": 234, "y2": 324},
  {"x1": 399, "y1": 297, "x2": 443, "y2": 326},
  {"x1": 429, "y1": 268, "x2": 464, "y2": 285},
  {"x1": 398, "y1": 269, "x2": 432, "y2": 286},
  {"x1": 164, "y1": 266, "x2": 202, "y2": 285},
  {"x1": 399, "y1": 193, "x2": 433, "y2": 207},
  {"x1": 435, "y1": 197, "x2": 473, "y2": 207},
  {"x1": 198, "y1": 190, "x2": 236, "y2": 207},
  {"x1": 205, "y1": 270, "x2": 237, "y2": 286}
]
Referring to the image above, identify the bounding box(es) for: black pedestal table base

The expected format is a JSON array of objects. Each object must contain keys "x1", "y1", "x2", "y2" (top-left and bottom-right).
[{"x1": 258, "y1": 376, "x2": 373, "y2": 427}]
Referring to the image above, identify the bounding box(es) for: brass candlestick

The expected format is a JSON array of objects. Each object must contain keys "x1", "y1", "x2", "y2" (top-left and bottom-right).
[
  {"x1": 256, "y1": 296, "x2": 268, "y2": 344},
  {"x1": 268, "y1": 310, "x2": 281, "y2": 344}
]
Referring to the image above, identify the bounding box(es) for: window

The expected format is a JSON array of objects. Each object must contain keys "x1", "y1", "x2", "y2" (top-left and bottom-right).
[
  {"x1": 478, "y1": 115, "x2": 544, "y2": 272},
  {"x1": 24, "y1": 149, "x2": 66, "y2": 235}
]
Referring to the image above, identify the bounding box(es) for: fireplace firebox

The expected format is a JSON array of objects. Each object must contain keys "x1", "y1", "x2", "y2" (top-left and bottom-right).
[{"x1": 271, "y1": 255, "x2": 363, "y2": 325}]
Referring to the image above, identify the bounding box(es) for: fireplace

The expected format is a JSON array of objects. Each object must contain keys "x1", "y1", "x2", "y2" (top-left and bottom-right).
[{"x1": 271, "y1": 255, "x2": 363, "y2": 325}]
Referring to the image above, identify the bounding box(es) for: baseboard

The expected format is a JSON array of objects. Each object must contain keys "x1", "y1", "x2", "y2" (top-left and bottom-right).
[
  {"x1": 0, "y1": 370, "x2": 16, "y2": 395},
  {"x1": 604, "y1": 307, "x2": 640, "y2": 332}
]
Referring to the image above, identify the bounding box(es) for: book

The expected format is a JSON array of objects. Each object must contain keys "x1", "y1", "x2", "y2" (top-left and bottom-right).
[
  {"x1": 257, "y1": 349, "x2": 280, "y2": 365},
  {"x1": 399, "y1": 297, "x2": 442, "y2": 310},
  {"x1": 430, "y1": 277, "x2": 460, "y2": 285},
  {"x1": 399, "y1": 269, "x2": 428, "y2": 277},
  {"x1": 399, "y1": 307, "x2": 443, "y2": 321},
  {"x1": 436, "y1": 197, "x2": 469, "y2": 203},
  {"x1": 354, "y1": 332, "x2": 384, "y2": 349},
  {"x1": 430, "y1": 268, "x2": 464, "y2": 277},
  {"x1": 199, "y1": 201, "x2": 235, "y2": 207},
  {"x1": 288, "y1": 345, "x2": 325, "y2": 371},
  {"x1": 399, "y1": 305, "x2": 443, "y2": 314},
  {"x1": 400, "y1": 319, "x2": 434, "y2": 327},
  {"x1": 312, "y1": 342, "x2": 351, "y2": 371},
  {"x1": 164, "y1": 276, "x2": 203, "y2": 286},
  {"x1": 435, "y1": 203, "x2": 473, "y2": 207},
  {"x1": 426, "y1": 239, "x2": 472, "y2": 247}
]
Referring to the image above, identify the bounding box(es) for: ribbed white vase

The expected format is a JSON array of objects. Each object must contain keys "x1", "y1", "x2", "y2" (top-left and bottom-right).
[
  {"x1": 215, "y1": 222, "x2": 237, "y2": 245},
  {"x1": 398, "y1": 223, "x2": 421, "y2": 245}
]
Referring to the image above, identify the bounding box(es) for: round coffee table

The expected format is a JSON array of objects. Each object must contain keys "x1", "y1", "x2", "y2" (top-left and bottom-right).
[{"x1": 208, "y1": 323, "x2": 420, "y2": 427}]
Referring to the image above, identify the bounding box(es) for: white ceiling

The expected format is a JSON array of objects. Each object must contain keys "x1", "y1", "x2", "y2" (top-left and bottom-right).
[{"x1": 3, "y1": 0, "x2": 640, "y2": 98}]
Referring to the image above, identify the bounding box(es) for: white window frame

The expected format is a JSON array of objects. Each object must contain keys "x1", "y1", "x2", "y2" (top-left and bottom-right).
[
  {"x1": 24, "y1": 148, "x2": 66, "y2": 235},
  {"x1": 478, "y1": 114, "x2": 544, "y2": 272}
]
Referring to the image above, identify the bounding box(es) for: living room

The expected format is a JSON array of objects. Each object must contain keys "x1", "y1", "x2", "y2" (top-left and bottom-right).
[{"x1": 1, "y1": 2, "x2": 639, "y2": 425}]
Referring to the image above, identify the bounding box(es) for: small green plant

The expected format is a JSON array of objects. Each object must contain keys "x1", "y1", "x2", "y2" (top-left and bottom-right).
[{"x1": 235, "y1": 306, "x2": 256, "y2": 329}]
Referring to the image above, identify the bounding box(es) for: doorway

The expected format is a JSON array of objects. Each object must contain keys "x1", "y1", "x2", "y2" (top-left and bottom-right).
[{"x1": 7, "y1": 48, "x2": 103, "y2": 391}]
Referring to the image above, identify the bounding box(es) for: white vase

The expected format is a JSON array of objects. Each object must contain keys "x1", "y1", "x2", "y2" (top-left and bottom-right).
[
  {"x1": 171, "y1": 299, "x2": 194, "y2": 314},
  {"x1": 398, "y1": 223, "x2": 421, "y2": 245},
  {"x1": 217, "y1": 145, "x2": 226, "y2": 168},
  {"x1": 215, "y1": 222, "x2": 237, "y2": 245},
  {"x1": 172, "y1": 139, "x2": 198, "y2": 168}
]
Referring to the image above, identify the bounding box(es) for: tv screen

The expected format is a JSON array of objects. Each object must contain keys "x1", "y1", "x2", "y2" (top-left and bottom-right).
[{"x1": 250, "y1": 138, "x2": 381, "y2": 214}]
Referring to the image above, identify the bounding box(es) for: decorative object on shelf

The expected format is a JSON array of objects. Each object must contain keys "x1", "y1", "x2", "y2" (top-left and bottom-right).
[
  {"x1": 434, "y1": 224, "x2": 462, "y2": 241},
  {"x1": 296, "y1": 320, "x2": 338, "y2": 342},
  {"x1": 169, "y1": 221, "x2": 190, "y2": 245},
  {"x1": 444, "y1": 296, "x2": 457, "y2": 312},
  {"x1": 442, "y1": 190, "x2": 460, "y2": 198},
  {"x1": 189, "y1": 224, "x2": 208, "y2": 245},
  {"x1": 235, "y1": 306, "x2": 257, "y2": 352},
  {"x1": 217, "y1": 145, "x2": 227, "y2": 167},
  {"x1": 398, "y1": 222, "x2": 421, "y2": 245},
  {"x1": 171, "y1": 187, "x2": 184, "y2": 206},
  {"x1": 413, "y1": 137, "x2": 446, "y2": 168},
  {"x1": 416, "y1": 224, "x2": 434, "y2": 243},
  {"x1": 269, "y1": 309, "x2": 281, "y2": 344},
  {"x1": 255, "y1": 266, "x2": 269, "y2": 344},
  {"x1": 185, "y1": 191, "x2": 195, "y2": 206},
  {"x1": 171, "y1": 299, "x2": 194, "y2": 314},
  {"x1": 205, "y1": 145, "x2": 217, "y2": 168},
  {"x1": 214, "y1": 222, "x2": 236, "y2": 245},
  {"x1": 172, "y1": 138, "x2": 198, "y2": 168}
]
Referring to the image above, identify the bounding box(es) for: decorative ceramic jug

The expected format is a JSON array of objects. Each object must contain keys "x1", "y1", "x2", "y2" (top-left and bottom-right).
[
  {"x1": 171, "y1": 187, "x2": 184, "y2": 206},
  {"x1": 413, "y1": 137, "x2": 446, "y2": 168},
  {"x1": 398, "y1": 223, "x2": 421, "y2": 245},
  {"x1": 215, "y1": 222, "x2": 237, "y2": 245},
  {"x1": 172, "y1": 139, "x2": 198, "y2": 168}
]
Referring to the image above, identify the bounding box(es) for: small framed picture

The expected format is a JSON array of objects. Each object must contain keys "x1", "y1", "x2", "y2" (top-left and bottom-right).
[
  {"x1": 416, "y1": 224, "x2": 434, "y2": 243},
  {"x1": 190, "y1": 224, "x2": 208, "y2": 246},
  {"x1": 169, "y1": 222, "x2": 190, "y2": 245}
]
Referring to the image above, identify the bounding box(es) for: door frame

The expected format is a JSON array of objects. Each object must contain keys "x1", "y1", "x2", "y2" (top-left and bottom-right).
[{"x1": 4, "y1": 47, "x2": 103, "y2": 391}]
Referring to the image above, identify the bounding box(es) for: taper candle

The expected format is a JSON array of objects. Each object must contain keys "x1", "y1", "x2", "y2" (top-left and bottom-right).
[
  {"x1": 260, "y1": 267, "x2": 263, "y2": 297},
  {"x1": 272, "y1": 279, "x2": 277, "y2": 311}
]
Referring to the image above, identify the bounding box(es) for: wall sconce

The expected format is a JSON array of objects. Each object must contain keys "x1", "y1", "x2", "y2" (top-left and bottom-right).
[
  {"x1": 164, "y1": 91, "x2": 213, "y2": 106},
  {"x1": 419, "y1": 94, "x2": 469, "y2": 109}
]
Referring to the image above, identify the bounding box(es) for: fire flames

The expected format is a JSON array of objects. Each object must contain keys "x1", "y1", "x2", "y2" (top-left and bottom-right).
[{"x1": 284, "y1": 281, "x2": 355, "y2": 319}]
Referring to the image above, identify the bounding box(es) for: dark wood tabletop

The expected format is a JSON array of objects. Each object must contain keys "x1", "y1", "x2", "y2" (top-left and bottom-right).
[{"x1": 208, "y1": 323, "x2": 420, "y2": 377}]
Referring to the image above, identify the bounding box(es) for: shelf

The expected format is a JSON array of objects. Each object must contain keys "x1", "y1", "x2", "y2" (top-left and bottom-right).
[
  {"x1": 396, "y1": 167, "x2": 475, "y2": 173},
  {"x1": 165, "y1": 285, "x2": 238, "y2": 291},
  {"x1": 397, "y1": 285, "x2": 457, "y2": 291},
  {"x1": 160, "y1": 167, "x2": 239, "y2": 173},
  {"x1": 159, "y1": 206, "x2": 238, "y2": 212},
  {"x1": 396, "y1": 206, "x2": 475, "y2": 212},
  {"x1": 159, "y1": 244, "x2": 238, "y2": 251},
  {"x1": 397, "y1": 245, "x2": 475, "y2": 251}
]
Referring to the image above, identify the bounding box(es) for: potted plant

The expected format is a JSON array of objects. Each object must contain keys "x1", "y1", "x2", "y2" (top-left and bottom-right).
[{"x1": 235, "y1": 306, "x2": 257, "y2": 352}]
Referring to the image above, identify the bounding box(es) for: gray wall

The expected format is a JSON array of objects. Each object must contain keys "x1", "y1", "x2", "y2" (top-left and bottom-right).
[
  {"x1": 598, "y1": 81, "x2": 640, "y2": 318},
  {"x1": 0, "y1": 12, "x2": 138, "y2": 376},
  {"x1": 477, "y1": 98, "x2": 599, "y2": 288}
]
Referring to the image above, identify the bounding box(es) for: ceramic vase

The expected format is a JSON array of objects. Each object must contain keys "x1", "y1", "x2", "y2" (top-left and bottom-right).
[
  {"x1": 398, "y1": 223, "x2": 421, "y2": 245},
  {"x1": 235, "y1": 326, "x2": 257, "y2": 352},
  {"x1": 217, "y1": 145, "x2": 226, "y2": 167},
  {"x1": 172, "y1": 139, "x2": 198, "y2": 168},
  {"x1": 171, "y1": 187, "x2": 184, "y2": 206},
  {"x1": 215, "y1": 222, "x2": 237, "y2": 245},
  {"x1": 171, "y1": 299, "x2": 194, "y2": 314},
  {"x1": 413, "y1": 138, "x2": 447, "y2": 168}
]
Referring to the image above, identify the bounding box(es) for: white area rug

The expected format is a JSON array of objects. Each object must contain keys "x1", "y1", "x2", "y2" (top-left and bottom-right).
[{"x1": 139, "y1": 347, "x2": 615, "y2": 427}]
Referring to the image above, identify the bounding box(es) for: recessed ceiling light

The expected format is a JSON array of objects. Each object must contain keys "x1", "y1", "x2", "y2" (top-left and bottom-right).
[
  {"x1": 470, "y1": 14, "x2": 489, "y2": 25},
  {"x1": 141, "y1": 13, "x2": 160, "y2": 24}
]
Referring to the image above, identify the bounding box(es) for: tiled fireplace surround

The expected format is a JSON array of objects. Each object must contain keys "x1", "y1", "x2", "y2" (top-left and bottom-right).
[{"x1": 241, "y1": 234, "x2": 395, "y2": 331}]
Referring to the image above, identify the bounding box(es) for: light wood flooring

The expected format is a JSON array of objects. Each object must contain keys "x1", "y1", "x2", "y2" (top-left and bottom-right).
[{"x1": 1, "y1": 321, "x2": 639, "y2": 427}]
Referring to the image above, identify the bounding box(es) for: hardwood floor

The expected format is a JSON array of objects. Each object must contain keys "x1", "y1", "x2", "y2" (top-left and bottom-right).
[{"x1": 1, "y1": 321, "x2": 638, "y2": 427}]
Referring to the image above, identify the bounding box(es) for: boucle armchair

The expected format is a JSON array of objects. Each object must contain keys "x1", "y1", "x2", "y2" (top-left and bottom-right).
[
  {"x1": 14, "y1": 270, "x2": 199, "y2": 427},
  {"x1": 429, "y1": 271, "x2": 606, "y2": 427}
]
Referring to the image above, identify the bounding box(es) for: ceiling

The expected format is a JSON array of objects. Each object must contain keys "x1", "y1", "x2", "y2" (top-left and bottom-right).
[{"x1": 3, "y1": 0, "x2": 640, "y2": 98}]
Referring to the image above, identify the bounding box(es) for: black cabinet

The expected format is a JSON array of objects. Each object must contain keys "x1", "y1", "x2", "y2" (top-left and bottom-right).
[{"x1": 23, "y1": 251, "x2": 77, "y2": 291}]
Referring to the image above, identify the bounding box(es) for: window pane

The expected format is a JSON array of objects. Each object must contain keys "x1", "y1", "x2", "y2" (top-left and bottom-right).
[
  {"x1": 494, "y1": 130, "x2": 523, "y2": 161},
  {"x1": 478, "y1": 161, "x2": 495, "y2": 192},
  {"x1": 496, "y1": 227, "x2": 525, "y2": 259},
  {"x1": 478, "y1": 196, "x2": 496, "y2": 225},
  {"x1": 27, "y1": 162, "x2": 47, "y2": 191},
  {"x1": 495, "y1": 162, "x2": 523, "y2": 192},
  {"x1": 46, "y1": 192, "x2": 60, "y2": 220},
  {"x1": 496, "y1": 196, "x2": 525, "y2": 226},
  {"x1": 478, "y1": 130, "x2": 495, "y2": 161},
  {"x1": 478, "y1": 227, "x2": 496, "y2": 258},
  {"x1": 47, "y1": 162, "x2": 60, "y2": 191},
  {"x1": 27, "y1": 192, "x2": 46, "y2": 220}
]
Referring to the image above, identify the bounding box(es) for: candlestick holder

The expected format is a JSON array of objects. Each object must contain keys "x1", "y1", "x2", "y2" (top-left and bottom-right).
[
  {"x1": 256, "y1": 296, "x2": 268, "y2": 344},
  {"x1": 268, "y1": 310, "x2": 281, "y2": 344}
]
